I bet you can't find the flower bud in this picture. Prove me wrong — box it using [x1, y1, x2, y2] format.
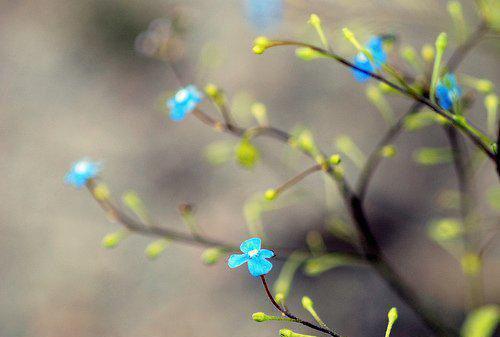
[388, 307, 398, 322]
[421, 44, 435, 62]
[145, 238, 170, 260]
[329, 154, 342, 165]
[201, 247, 223, 265]
[435, 33, 448, 54]
[264, 189, 277, 201]
[301, 296, 314, 310]
[252, 312, 269, 322]
[93, 183, 110, 201]
[101, 230, 126, 249]
[295, 47, 323, 61]
[380, 145, 396, 158]
[253, 36, 272, 54]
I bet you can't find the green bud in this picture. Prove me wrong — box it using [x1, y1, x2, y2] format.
[308, 14, 321, 27]
[476, 80, 494, 93]
[413, 147, 453, 165]
[380, 145, 396, 158]
[461, 253, 482, 276]
[275, 292, 285, 304]
[428, 218, 463, 242]
[385, 307, 398, 337]
[92, 183, 110, 201]
[201, 247, 223, 265]
[253, 36, 272, 54]
[280, 329, 317, 337]
[329, 154, 342, 165]
[235, 139, 260, 168]
[342, 28, 361, 50]
[251, 102, 269, 126]
[295, 47, 323, 61]
[435, 32, 448, 54]
[122, 191, 150, 223]
[388, 307, 398, 322]
[204, 83, 219, 98]
[485, 94, 498, 135]
[252, 312, 269, 322]
[145, 238, 170, 260]
[204, 141, 233, 166]
[264, 189, 278, 201]
[101, 230, 126, 249]
[301, 296, 314, 310]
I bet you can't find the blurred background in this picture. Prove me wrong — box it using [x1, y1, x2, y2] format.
[1, 1, 499, 337]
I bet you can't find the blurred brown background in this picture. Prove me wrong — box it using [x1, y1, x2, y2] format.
[1, 1, 499, 337]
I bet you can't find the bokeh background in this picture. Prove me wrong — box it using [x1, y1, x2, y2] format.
[1, 1, 499, 337]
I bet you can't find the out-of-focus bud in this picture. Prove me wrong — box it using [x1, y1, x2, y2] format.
[93, 183, 110, 201]
[251, 102, 269, 126]
[380, 145, 396, 158]
[101, 230, 126, 249]
[329, 154, 342, 165]
[201, 247, 223, 265]
[253, 36, 272, 54]
[421, 44, 435, 62]
[264, 189, 277, 201]
[295, 47, 323, 61]
[145, 238, 170, 260]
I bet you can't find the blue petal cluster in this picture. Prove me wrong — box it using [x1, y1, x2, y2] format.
[228, 237, 274, 277]
[167, 85, 203, 121]
[352, 36, 387, 82]
[245, 0, 283, 32]
[436, 73, 462, 110]
[65, 159, 100, 188]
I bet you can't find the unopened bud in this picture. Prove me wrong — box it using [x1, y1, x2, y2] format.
[264, 189, 277, 201]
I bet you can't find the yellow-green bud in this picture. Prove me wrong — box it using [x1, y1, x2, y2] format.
[204, 83, 219, 98]
[251, 102, 268, 126]
[401, 45, 417, 62]
[461, 253, 482, 276]
[275, 292, 285, 304]
[476, 80, 494, 94]
[388, 307, 398, 322]
[301, 296, 314, 309]
[280, 329, 294, 337]
[447, 1, 463, 18]
[308, 14, 321, 27]
[102, 231, 126, 249]
[295, 47, 322, 61]
[485, 94, 498, 112]
[421, 44, 435, 62]
[329, 154, 342, 165]
[342, 28, 362, 51]
[252, 312, 269, 322]
[253, 36, 272, 54]
[93, 183, 110, 201]
[280, 329, 316, 337]
[435, 32, 448, 54]
[201, 247, 223, 265]
[380, 145, 396, 158]
[145, 238, 170, 260]
[264, 189, 277, 201]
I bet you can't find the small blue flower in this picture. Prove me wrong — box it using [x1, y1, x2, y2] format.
[244, 0, 283, 32]
[352, 36, 387, 83]
[436, 73, 462, 111]
[65, 159, 100, 188]
[228, 237, 274, 277]
[167, 85, 203, 121]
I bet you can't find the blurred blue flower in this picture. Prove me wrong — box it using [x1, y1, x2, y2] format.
[436, 73, 462, 110]
[167, 85, 203, 121]
[245, 0, 283, 32]
[352, 36, 387, 82]
[228, 237, 274, 277]
[65, 159, 100, 188]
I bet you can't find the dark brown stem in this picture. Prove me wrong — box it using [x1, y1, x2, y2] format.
[260, 276, 344, 337]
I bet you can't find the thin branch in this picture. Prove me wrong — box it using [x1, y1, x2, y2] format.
[260, 275, 344, 337]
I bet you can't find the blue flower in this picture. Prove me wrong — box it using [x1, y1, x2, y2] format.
[245, 0, 283, 32]
[65, 159, 100, 188]
[167, 85, 203, 121]
[352, 36, 387, 83]
[436, 73, 462, 110]
[228, 237, 274, 277]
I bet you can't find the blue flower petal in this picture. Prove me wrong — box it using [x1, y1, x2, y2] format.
[240, 237, 261, 253]
[247, 256, 273, 277]
[65, 159, 100, 188]
[228, 253, 249, 268]
[352, 53, 373, 82]
[258, 249, 274, 259]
